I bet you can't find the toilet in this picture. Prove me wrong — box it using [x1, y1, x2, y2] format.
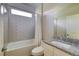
[32, 46, 44, 56]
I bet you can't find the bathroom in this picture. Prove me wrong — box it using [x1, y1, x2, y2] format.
[0, 3, 79, 56]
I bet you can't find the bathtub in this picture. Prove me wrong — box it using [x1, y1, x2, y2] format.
[5, 39, 36, 56]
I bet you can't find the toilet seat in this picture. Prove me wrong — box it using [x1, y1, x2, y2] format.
[32, 46, 44, 56]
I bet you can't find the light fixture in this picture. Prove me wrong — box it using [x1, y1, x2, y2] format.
[1, 5, 7, 15]
[11, 9, 32, 17]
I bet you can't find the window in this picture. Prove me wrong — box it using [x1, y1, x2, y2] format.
[11, 9, 32, 17]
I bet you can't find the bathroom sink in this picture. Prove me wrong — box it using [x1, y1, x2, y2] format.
[51, 41, 71, 49]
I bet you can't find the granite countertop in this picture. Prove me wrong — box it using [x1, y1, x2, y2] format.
[43, 39, 79, 56]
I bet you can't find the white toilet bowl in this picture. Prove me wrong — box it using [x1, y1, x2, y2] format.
[32, 46, 44, 56]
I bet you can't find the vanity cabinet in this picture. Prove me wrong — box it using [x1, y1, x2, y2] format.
[42, 42, 71, 56]
[0, 52, 3, 56]
[54, 47, 71, 56]
[42, 41, 54, 56]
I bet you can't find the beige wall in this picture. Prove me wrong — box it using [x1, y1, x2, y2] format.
[42, 15, 49, 40]
[42, 14, 55, 41]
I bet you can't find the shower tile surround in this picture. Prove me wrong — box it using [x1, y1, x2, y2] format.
[1, 3, 36, 56]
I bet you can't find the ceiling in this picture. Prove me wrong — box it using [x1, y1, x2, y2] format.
[7, 3, 79, 16]
[23, 3, 42, 9]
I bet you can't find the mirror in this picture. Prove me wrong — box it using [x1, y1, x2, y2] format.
[42, 3, 79, 44]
